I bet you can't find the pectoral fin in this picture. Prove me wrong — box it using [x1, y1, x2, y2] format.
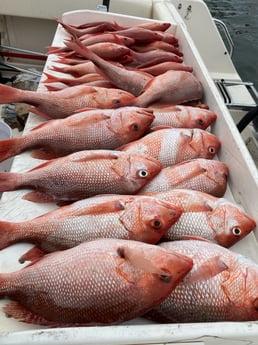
[184, 255, 228, 285]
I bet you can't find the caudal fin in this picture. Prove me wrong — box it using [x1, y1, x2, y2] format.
[0, 137, 24, 162]
[47, 46, 69, 54]
[0, 172, 20, 192]
[64, 37, 97, 62]
[0, 84, 24, 104]
[43, 72, 60, 84]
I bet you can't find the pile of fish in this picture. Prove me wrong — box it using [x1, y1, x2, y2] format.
[0, 16, 257, 328]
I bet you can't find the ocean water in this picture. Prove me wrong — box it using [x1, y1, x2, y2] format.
[204, 0, 258, 90]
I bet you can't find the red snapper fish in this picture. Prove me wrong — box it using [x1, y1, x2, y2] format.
[141, 158, 228, 197]
[0, 83, 135, 119]
[56, 18, 119, 37]
[140, 189, 248, 214]
[139, 61, 193, 76]
[0, 150, 162, 202]
[47, 34, 135, 54]
[50, 60, 98, 77]
[65, 38, 153, 96]
[133, 70, 203, 107]
[0, 195, 182, 257]
[118, 128, 221, 168]
[66, 42, 130, 60]
[43, 72, 105, 87]
[0, 107, 154, 162]
[129, 49, 183, 65]
[0, 239, 193, 326]
[146, 240, 258, 322]
[131, 41, 183, 56]
[106, 27, 165, 43]
[151, 105, 217, 130]
[163, 203, 256, 247]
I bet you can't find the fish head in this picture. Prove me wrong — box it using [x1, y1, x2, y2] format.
[112, 153, 162, 193]
[221, 255, 258, 321]
[108, 89, 136, 108]
[119, 196, 182, 243]
[175, 129, 219, 163]
[210, 204, 256, 247]
[190, 129, 221, 159]
[198, 159, 229, 197]
[116, 241, 193, 306]
[109, 107, 154, 141]
[187, 108, 217, 130]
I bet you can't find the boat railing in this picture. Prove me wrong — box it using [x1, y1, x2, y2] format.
[213, 17, 234, 57]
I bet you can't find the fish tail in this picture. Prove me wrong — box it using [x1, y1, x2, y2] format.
[0, 172, 21, 192]
[0, 84, 25, 104]
[0, 137, 25, 162]
[44, 85, 64, 92]
[43, 72, 59, 84]
[65, 37, 96, 62]
[49, 65, 67, 73]
[55, 17, 79, 37]
[46, 46, 68, 54]
[0, 221, 20, 250]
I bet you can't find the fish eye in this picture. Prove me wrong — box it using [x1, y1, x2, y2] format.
[198, 119, 205, 126]
[138, 169, 148, 178]
[159, 269, 172, 283]
[254, 298, 258, 311]
[113, 99, 121, 107]
[232, 227, 242, 236]
[150, 219, 162, 230]
[209, 147, 216, 154]
[132, 123, 139, 131]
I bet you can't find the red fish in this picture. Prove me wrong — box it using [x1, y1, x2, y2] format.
[43, 72, 104, 86]
[138, 61, 193, 76]
[50, 60, 98, 77]
[140, 189, 241, 213]
[0, 239, 193, 326]
[130, 49, 183, 65]
[107, 27, 164, 43]
[146, 240, 258, 322]
[150, 105, 217, 130]
[133, 70, 203, 107]
[70, 42, 130, 60]
[119, 128, 221, 168]
[163, 203, 256, 247]
[141, 158, 228, 197]
[131, 41, 183, 56]
[0, 195, 182, 255]
[47, 34, 135, 54]
[0, 83, 135, 118]
[56, 18, 118, 37]
[0, 107, 154, 161]
[0, 150, 162, 202]
[65, 38, 153, 96]
[120, 21, 171, 32]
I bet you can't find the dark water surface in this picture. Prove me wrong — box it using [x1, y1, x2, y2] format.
[204, 0, 258, 90]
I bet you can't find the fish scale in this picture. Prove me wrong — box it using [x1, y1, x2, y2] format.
[163, 202, 256, 247]
[0, 150, 162, 202]
[166, 212, 217, 241]
[119, 128, 220, 168]
[0, 239, 193, 326]
[0, 194, 181, 254]
[0, 107, 154, 162]
[145, 240, 258, 322]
